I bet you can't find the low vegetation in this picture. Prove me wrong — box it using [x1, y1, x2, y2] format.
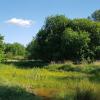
[0, 61, 100, 100]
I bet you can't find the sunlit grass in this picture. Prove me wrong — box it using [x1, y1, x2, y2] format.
[0, 63, 100, 100]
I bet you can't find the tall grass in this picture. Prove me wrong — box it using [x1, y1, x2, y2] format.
[0, 62, 100, 100]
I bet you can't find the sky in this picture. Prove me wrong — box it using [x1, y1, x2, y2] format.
[0, 0, 100, 46]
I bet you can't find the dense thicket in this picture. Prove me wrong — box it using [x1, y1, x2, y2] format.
[27, 14, 100, 62]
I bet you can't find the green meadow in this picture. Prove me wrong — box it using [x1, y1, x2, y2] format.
[0, 1, 100, 100]
[0, 61, 100, 100]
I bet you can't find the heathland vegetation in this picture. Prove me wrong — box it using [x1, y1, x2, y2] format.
[0, 10, 100, 100]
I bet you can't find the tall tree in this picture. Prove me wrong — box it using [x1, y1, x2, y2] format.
[27, 14, 100, 62]
[27, 15, 69, 61]
[89, 10, 100, 21]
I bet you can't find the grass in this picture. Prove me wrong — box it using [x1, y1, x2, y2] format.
[0, 61, 100, 100]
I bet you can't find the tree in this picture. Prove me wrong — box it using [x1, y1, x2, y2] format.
[0, 34, 4, 62]
[88, 10, 100, 22]
[69, 18, 100, 56]
[27, 15, 100, 63]
[91, 10, 100, 21]
[62, 28, 90, 61]
[27, 15, 70, 61]
[26, 39, 39, 59]
[5, 43, 26, 59]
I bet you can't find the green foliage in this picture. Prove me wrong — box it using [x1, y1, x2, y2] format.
[0, 34, 4, 62]
[27, 15, 70, 61]
[69, 19, 100, 47]
[90, 9, 100, 21]
[27, 14, 100, 62]
[45, 15, 69, 33]
[95, 46, 100, 59]
[5, 43, 26, 59]
[62, 28, 90, 61]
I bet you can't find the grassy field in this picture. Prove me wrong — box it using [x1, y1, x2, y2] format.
[0, 61, 100, 100]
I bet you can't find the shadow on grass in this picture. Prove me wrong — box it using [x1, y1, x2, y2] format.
[83, 67, 100, 83]
[0, 85, 42, 100]
[3, 60, 49, 68]
[58, 64, 100, 75]
[74, 87, 98, 100]
[88, 74, 100, 83]
[58, 64, 81, 72]
[0, 86, 69, 100]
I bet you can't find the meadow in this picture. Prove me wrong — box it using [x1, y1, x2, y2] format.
[0, 61, 100, 100]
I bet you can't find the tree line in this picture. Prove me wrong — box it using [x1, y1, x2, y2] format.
[0, 40, 26, 62]
[0, 10, 100, 63]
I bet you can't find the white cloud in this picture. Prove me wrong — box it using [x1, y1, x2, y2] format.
[6, 18, 34, 27]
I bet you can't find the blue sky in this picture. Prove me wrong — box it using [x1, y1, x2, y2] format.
[0, 0, 100, 46]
